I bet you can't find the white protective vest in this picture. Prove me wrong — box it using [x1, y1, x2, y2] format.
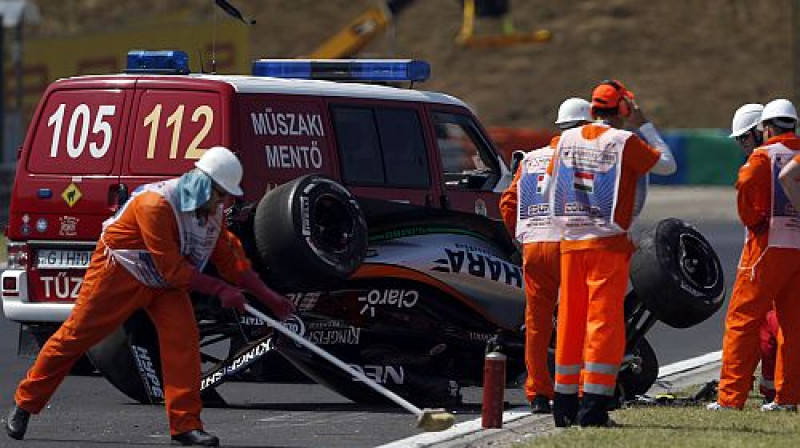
[101, 178, 223, 287]
[516, 145, 561, 243]
[764, 143, 800, 249]
[550, 125, 647, 240]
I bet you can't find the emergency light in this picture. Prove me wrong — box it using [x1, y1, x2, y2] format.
[251, 59, 431, 82]
[126, 50, 190, 75]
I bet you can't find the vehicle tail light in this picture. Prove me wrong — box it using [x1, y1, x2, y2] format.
[2, 276, 16, 294]
[6, 241, 31, 269]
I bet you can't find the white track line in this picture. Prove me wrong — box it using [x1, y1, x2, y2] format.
[377, 350, 722, 448]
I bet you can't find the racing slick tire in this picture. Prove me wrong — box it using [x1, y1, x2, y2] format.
[630, 218, 725, 329]
[87, 311, 164, 405]
[87, 309, 252, 406]
[254, 175, 368, 291]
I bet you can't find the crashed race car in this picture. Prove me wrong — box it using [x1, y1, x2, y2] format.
[89, 183, 725, 408]
[0, 52, 725, 408]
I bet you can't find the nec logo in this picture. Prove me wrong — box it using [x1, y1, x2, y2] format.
[348, 364, 405, 385]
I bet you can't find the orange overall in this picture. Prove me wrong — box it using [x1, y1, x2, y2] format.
[14, 191, 251, 435]
[717, 133, 800, 408]
[500, 137, 560, 402]
[759, 310, 779, 402]
[547, 124, 659, 419]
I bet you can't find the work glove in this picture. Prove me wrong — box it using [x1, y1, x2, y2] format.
[190, 269, 246, 312]
[238, 269, 295, 321]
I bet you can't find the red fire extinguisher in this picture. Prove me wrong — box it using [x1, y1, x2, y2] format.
[482, 350, 506, 429]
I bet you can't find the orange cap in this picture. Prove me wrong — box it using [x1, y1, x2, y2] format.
[591, 79, 635, 116]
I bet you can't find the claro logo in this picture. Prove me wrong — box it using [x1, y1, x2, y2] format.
[357, 289, 419, 317]
[131, 345, 164, 400]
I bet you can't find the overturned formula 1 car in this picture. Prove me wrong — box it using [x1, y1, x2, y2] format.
[87, 175, 726, 408]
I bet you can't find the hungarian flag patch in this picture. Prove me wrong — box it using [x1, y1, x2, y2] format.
[573, 171, 595, 193]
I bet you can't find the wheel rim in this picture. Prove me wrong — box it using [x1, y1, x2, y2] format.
[678, 232, 720, 294]
[311, 193, 354, 255]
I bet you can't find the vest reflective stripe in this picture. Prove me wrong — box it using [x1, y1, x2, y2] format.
[554, 383, 579, 394]
[765, 144, 800, 249]
[550, 125, 636, 240]
[584, 362, 619, 376]
[517, 146, 561, 242]
[101, 178, 223, 287]
[554, 364, 582, 376]
[583, 382, 616, 396]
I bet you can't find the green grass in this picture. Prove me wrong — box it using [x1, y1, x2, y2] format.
[0, 232, 6, 264]
[524, 406, 800, 448]
[520, 395, 800, 448]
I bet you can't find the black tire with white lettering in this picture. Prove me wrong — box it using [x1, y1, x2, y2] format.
[630, 218, 725, 329]
[87, 311, 163, 405]
[87, 304, 290, 406]
[254, 175, 368, 291]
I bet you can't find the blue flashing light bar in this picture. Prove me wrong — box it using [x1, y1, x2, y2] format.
[251, 59, 431, 82]
[126, 50, 190, 75]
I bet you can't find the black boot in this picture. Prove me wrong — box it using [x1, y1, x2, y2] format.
[5, 404, 31, 440]
[577, 392, 613, 427]
[530, 395, 552, 414]
[552, 393, 579, 427]
[171, 429, 219, 446]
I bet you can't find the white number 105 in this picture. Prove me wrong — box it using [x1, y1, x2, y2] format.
[48, 103, 116, 159]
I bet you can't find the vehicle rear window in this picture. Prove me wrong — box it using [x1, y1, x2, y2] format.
[332, 105, 430, 188]
[27, 89, 126, 174]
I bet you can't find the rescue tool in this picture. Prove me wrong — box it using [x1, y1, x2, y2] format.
[243, 304, 456, 432]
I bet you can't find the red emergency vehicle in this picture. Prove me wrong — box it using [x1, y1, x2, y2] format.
[1, 51, 513, 361]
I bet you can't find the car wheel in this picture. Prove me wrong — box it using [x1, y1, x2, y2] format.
[254, 175, 368, 291]
[630, 218, 725, 329]
[88, 307, 269, 405]
[87, 311, 163, 404]
[617, 337, 659, 400]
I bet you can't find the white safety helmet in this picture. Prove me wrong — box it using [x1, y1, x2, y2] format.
[555, 97, 592, 129]
[729, 103, 763, 138]
[760, 99, 798, 128]
[195, 146, 244, 197]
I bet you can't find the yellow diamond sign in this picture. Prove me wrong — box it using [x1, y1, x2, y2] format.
[62, 183, 82, 207]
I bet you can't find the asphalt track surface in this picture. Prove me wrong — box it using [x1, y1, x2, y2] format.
[0, 186, 742, 447]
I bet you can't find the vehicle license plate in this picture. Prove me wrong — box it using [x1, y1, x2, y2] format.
[36, 249, 92, 269]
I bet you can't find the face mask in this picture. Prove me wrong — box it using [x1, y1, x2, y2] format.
[177, 169, 212, 212]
